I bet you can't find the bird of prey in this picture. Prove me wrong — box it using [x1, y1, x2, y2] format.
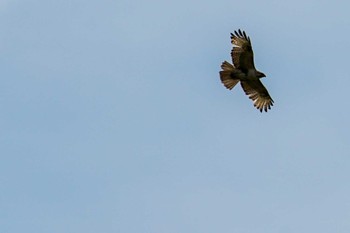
[219, 29, 273, 112]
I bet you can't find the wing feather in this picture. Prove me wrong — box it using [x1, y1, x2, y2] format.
[240, 80, 274, 112]
[230, 30, 255, 73]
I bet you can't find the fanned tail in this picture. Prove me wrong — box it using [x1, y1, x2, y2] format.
[219, 61, 240, 90]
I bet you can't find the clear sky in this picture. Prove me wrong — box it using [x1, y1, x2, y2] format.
[1, 0, 350, 232]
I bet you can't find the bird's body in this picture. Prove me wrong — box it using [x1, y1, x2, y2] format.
[220, 29, 273, 112]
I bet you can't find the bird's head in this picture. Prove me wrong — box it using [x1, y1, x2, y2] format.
[257, 71, 266, 78]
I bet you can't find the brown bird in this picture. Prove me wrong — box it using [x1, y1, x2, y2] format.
[220, 29, 273, 112]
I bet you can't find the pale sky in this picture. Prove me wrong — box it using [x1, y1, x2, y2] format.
[1, 0, 350, 232]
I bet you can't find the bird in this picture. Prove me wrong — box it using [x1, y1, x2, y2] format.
[219, 29, 274, 112]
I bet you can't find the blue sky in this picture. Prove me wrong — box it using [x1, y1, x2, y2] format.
[1, 0, 350, 232]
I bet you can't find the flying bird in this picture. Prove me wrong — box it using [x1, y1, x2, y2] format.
[220, 29, 273, 112]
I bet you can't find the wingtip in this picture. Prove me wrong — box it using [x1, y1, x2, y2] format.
[232, 29, 250, 41]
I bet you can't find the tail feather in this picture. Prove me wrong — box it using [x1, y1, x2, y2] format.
[219, 61, 239, 90]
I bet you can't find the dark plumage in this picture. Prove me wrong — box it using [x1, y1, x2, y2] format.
[219, 29, 274, 112]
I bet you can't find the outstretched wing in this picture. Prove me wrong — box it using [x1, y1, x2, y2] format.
[230, 29, 255, 73]
[240, 79, 274, 112]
